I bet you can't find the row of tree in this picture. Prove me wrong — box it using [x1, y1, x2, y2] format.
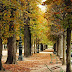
[43, 0, 72, 72]
[0, 0, 50, 71]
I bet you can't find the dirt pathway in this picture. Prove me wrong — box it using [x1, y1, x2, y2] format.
[1, 49, 68, 72]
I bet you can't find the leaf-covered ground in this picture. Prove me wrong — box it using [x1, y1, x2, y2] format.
[1, 49, 66, 72]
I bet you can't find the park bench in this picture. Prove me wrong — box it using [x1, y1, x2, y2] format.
[45, 64, 65, 72]
[50, 54, 58, 64]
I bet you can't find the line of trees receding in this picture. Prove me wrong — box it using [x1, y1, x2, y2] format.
[0, 0, 50, 71]
[43, 0, 72, 72]
[0, 0, 72, 72]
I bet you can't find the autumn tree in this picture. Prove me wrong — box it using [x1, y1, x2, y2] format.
[64, 0, 72, 71]
[0, 0, 22, 64]
[0, 1, 6, 70]
[43, 0, 72, 71]
[0, 27, 4, 70]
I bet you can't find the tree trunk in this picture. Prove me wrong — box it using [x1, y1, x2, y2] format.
[56, 41, 57, 52]
[37, 42, 39, 53]
[57, 38, 59, 56]
[44, 45, 47, 49]
[66, 28, 71, 72]
[24, 25, 31, 57]
[0, 38, 3, 70]
[36, 38, 37, 53]
[24, 0, 31, 57]
[44, 44, 45, 50]
[53, 43, 56, 52]
[5, 8, 17, 64]
[40, 43, 43, 51]
[64, 0, 72, 71]
[34, 40, 35, 54]
[0, 2, 5, 70]
[5, 35, 16, 64]
[60, 34, 63, 60]
[62, 32, 66, 65]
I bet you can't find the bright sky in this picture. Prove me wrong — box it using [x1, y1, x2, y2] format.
[38, 0, 46, 13]
[42, 0, 46, 2]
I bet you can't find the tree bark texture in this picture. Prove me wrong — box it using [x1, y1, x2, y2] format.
[24, 0, 31, 57]
[60, 34, 63, 59]
[24, 25, 31, 57]
[56, 42, 57, 52]
[5, 35, 16, 64]
[66, 28, 71, 72]
[62, 32, 66, 65]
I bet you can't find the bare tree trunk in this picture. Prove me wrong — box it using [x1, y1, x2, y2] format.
[66, 28, 71, 72]
[24, 25, 31, 57]
[62, 32, 66, 65]
[5, 35, 17, 64]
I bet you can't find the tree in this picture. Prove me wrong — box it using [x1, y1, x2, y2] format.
[64, 0, 72, 71]
[0, 33, 5, 70]
[5, 8, 17, 64]
[24, 24, 31, 57]
[63, 31, 66, 65]
[43, 0, 72, 71]
[0, 0, 21, 64]
[23, 0, 31, 57]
